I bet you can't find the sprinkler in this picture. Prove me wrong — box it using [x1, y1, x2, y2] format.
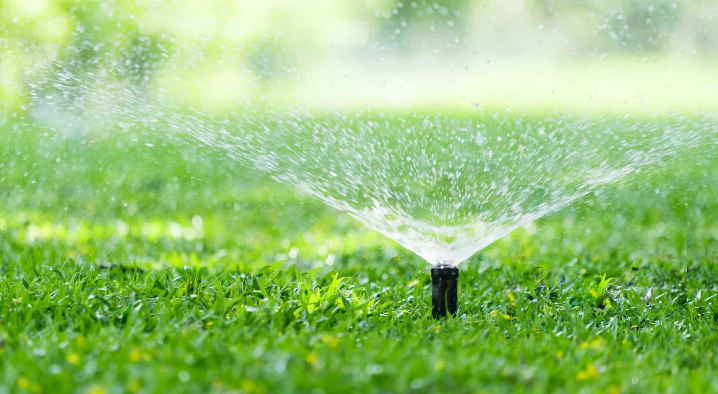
[431, 264, 459, 319]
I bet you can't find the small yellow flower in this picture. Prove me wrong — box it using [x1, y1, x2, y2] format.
[242, 380, 257, 394]
[130, 349, 142, 362]
[87, 385, 107, 394]
[576, 364, 600, 380]
[556, 351, 564, 359]
[305, 352, 319, 366]
[434, 359, 445, 371]
[321, 334, 340, 349]
[17, 376, 29, 390]
[490, 310, 512, 321]
[589, 338, 604, 350]
[66, 352, 81, 365]
[127, 380, 141, 393]
[608, 385, 623, 394]
[580, 342, 589, 349]
[590, 289, 598, 298]
[242, 379, 266, 394]
[622, 339, 628, 345]
[508, 292, 516, 302]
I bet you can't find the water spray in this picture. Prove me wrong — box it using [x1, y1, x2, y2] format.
[431, 264, 459, 319]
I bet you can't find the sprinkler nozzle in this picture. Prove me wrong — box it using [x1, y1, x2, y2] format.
[431, 265, 459, 319]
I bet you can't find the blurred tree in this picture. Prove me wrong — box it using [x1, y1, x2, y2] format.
[604, 0, 681, 51]
[115, 34, 175, 88]
[241, 37, 298, 86]
[1, 0, 715, 113]
[533, 0, 683, 52]
[377, 0, 471, 54]
[1, 0, 172, 113]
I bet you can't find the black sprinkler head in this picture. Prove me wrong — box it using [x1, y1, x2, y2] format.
[431, 265, 459, 319]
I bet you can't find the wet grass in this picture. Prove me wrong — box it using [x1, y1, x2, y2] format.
[1, 116, 718, 393]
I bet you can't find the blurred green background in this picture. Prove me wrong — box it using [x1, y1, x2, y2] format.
[3, 0, 718, 115]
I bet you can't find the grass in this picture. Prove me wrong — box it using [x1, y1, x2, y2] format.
[1, 112, 718, 393]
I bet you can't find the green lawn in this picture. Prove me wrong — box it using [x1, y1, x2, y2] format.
[1, 113, 718, 394]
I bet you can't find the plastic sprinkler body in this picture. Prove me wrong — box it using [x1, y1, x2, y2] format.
[431, 264, 459, 319]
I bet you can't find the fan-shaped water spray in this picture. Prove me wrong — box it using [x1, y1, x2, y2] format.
[183, 112, 718, 267]
[13, 62, 718, 268]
